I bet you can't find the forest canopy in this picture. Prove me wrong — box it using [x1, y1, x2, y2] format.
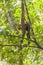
[0, 0, 43, 65]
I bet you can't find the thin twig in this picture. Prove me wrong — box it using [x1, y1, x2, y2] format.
[0, 44, 19, 47]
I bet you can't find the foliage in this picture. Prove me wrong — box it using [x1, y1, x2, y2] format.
[0, 0, 43, 65]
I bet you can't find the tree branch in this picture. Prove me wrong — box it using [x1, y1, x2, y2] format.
[0, 44, 43, 50]
[7, 11, 17, 30]
[0, 34, 43, 49]
[24, 0, 42, 49]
